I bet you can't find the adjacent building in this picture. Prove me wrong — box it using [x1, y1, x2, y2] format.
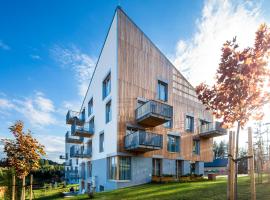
[62, 7, 226, 192]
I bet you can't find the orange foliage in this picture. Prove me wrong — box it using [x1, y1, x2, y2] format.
[196, 24, 270, 128]
[2, 121, 46, 179]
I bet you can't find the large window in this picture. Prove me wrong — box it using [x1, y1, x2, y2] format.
[108, 156, 131, 180]
[105, 100, 112, 123]
[88, 98, 93, 116]
[193, 140, 200, 155]
[185, 115, 194, 132]
[167, 135, 180, 152]
[103, 72, 111, 99]
[158, 80, 168, 102]
[87, 161, 92, 178]
[99, 133, 104, 152]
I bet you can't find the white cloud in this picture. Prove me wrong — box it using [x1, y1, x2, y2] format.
[51, 45, 96, 97]
[0, 92, 57, 128]
[30, 54, 41, 60]
[0, 40, 10, 50]
[0, 98, 15, 109]
[172, 0, 266, 87]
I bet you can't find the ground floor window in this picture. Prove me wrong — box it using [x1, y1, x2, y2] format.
[108, 156, 131, 180]
[152, 158, 162, 176]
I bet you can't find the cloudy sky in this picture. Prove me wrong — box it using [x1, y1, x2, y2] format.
[0, 0, 270, 161]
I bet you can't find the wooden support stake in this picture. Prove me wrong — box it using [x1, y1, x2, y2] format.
[30, 174, 33, 200]
[12, 175, 15, 200]
[227, 131, 235, 200]
[21, 176, 25, 200]
[248, 127, 256, 200]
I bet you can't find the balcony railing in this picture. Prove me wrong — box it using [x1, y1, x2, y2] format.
[71, 122, 94, 138]
[65, 131, 84, 144]
[124, 130, 163, 151]
[66, 170, 80, 179]
[59, 155, 66, 160]
[199, 122, 227, 138]
[135, 100, 173, 127]
[70, 147, 92, 158]
[64, 162, 71, 166]
[66, 110, 85, 125]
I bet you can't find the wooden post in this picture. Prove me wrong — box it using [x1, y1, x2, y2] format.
[227, 131, 235, 200]
[21, 176, 25, 200]
[248, 127, 256, 200]
[30, 174, 33, 200]
[12, 175, 15, 200]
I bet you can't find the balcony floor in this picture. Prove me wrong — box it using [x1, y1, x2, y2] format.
[200, 130, 227, 139]
[137, 113, 171, 127]
[72, 130, 93, 138]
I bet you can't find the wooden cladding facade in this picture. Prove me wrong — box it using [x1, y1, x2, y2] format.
[117, 9, 213, 162]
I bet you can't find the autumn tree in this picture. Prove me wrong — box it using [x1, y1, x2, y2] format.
[2, 121, 46, 200]
[196, 24, 270, 199]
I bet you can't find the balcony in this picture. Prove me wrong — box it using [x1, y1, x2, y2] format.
[199, 122, 227, 138]
[71, 122, 94, 138]
[70, 146, 92, 159]
[64, 162, 71, 166]
[135, 100, 173, 127]
[66, 170, 80, 179]
[66, 110, 85, 126]
[59, 155, 66, 160]
[124, 130, 163, 152]
[65, 131, 84, 144]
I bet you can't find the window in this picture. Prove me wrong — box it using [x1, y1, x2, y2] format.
[99, 133, 104, 152]
[88, 98, 93, 116]
[185, 115, 194, 132]
[87, 161, 92, 178]
[103, 73, 111, 99]
[89, 117, 95, 132]
[105, 100, 112, 123]
[158, 80, 168, 102]
[81, 108, 85, 121]
[152, 158, 162, 176]
[176, 160, 183, 178]
[163, 120, 172, 128]
[193, 140, 200, 155]
[167, 135, 180, 152]
[76, 158, 78, 165]
[108, 156, 131, 180]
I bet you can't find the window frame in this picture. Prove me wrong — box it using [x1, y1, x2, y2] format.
[107, 156, 131, 181]
[185, 115, 194, 132]
[99, 132, 104, 153]
[157, 80, 168, 102]
[102, 72, 111, 100]
[88, 98, 93, 117]
[167, 135, 180, 153]
[105, 100, 112, 123]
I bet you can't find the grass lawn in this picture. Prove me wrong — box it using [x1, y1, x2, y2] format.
[28, 176, 270, 200]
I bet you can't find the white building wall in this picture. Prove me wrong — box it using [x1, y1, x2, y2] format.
[80, 12, 118, 161]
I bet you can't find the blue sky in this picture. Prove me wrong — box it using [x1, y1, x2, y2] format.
[0, 0, 270, 161]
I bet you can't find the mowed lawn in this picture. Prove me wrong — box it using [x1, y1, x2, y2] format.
[31, 176, 270, 200]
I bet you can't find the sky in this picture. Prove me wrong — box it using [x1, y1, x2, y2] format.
[0, 0, 270, 162]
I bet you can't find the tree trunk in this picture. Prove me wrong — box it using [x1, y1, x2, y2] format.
[227, 131, 235, 200]
[248, 127, 256, 200]
[12, 175, 15, 200]
[30, 174, 33, 200]
[234, 121, 240, 200]
[21, 176, 25, 200]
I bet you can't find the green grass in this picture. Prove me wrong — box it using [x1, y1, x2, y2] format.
[27, 176, 270, 200]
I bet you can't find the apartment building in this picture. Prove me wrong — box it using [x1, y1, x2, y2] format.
[62, 7, 226, 192]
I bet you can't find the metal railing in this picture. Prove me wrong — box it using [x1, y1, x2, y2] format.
[71, 122, 94, 136]
[199, 121, 226, 134]
[66, 170, 80, 179]
[70, 146, 92, 158]
[65, 131, 84, 143]
[135, 100, 173, 121]
[66, 110, 85, 124]
[124, 130, 163, 150]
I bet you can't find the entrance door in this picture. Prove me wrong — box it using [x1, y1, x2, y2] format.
[176, 160, 182, 178]
[152, 158, 162, 176]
